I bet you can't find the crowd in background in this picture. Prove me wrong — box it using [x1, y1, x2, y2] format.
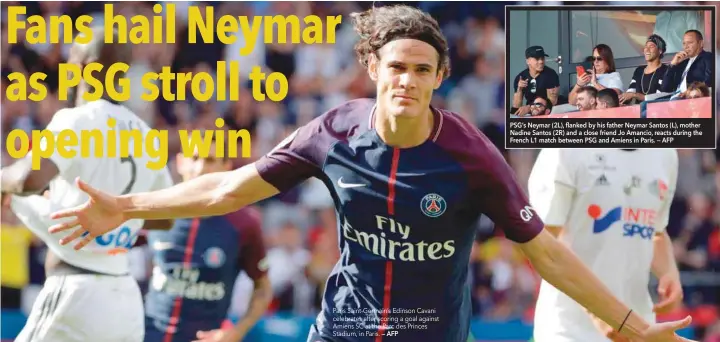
[0, 1, 718, 341]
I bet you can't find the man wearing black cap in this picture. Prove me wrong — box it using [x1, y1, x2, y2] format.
[619, 34, 670, 104]
[512, 46, 560, 116]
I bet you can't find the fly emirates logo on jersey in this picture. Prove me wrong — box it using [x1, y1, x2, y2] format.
[151, 266, 225, 301]
[341, 215, 456, 261]
[588, 204, 657, 240]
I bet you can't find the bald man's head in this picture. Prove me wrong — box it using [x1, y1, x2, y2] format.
[66, 27, 133, 107]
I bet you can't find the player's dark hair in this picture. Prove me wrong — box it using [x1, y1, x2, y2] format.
[535, 95, 553, 113]
[597, 88, 619, 108]
[350, 5, 450, 79]
[593, 44, 616, 73]
[647, 34, 667, 58]
[685, 29, 704, 41]
[579, 86, 598, 99]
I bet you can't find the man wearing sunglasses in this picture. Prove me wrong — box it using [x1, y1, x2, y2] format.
[527, 96, 553, 117]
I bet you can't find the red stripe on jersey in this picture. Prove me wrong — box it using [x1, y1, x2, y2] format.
[377, 148, 400, 341]
[163, 218, 200, 342]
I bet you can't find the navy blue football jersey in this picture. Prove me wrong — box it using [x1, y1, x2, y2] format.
[255, 99, 544, 342]
[143, 207, 266, 342]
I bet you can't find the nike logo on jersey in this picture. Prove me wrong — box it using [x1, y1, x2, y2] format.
[337, 177, 366, 188]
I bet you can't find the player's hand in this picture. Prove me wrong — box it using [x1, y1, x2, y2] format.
[589, 67, 598, 87]
[518, 77, 528, 89]
[193, 328, 243, 342]
[653, 273, 684, 314]
[671, 52, 688, 66]
[640, 315, 696, 341]
[588, 314, 630, 342]
[577, 73, 591, 86]
[514, 105, 531, 116]
[47, 178, 127, 250]
[619, 92, 636, 104]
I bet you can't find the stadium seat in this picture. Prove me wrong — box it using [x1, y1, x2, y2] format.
[550, 103, 578, 114]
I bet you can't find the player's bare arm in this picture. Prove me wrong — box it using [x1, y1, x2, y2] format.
[651, 150, 682, 314]
[139, 168, 177, 231]
[535, 201, 619, 339]
[545, 224, 562, 237]
[232, 276, 272, 339]
[651, 231, 683, 313]
[120, 162, 279, 219]
[512, 87, 524, 108]
[568, 79, 587, 105]
[49, 162, 279, 250]
[1, 154, 173, 231]
[652, 231, 681, 281]
[1, 157, 59, 196]
[518, 229, 693, 341]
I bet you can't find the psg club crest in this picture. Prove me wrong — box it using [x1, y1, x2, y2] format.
[648, 179, 668, 200]
[203, 247, 226, 268]
[420, 193, 447, 218]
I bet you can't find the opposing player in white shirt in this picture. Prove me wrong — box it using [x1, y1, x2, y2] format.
[528, 148, 684, 342]
[1, 28, 174, 342]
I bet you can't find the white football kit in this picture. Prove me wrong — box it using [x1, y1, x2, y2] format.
[11, 99, 174, 342]
[528, 149, 678, 342]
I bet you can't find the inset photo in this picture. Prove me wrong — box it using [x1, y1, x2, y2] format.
[506, 5, 716, 149]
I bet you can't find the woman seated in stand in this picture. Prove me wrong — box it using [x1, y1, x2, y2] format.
[568, 44, 624, 106]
